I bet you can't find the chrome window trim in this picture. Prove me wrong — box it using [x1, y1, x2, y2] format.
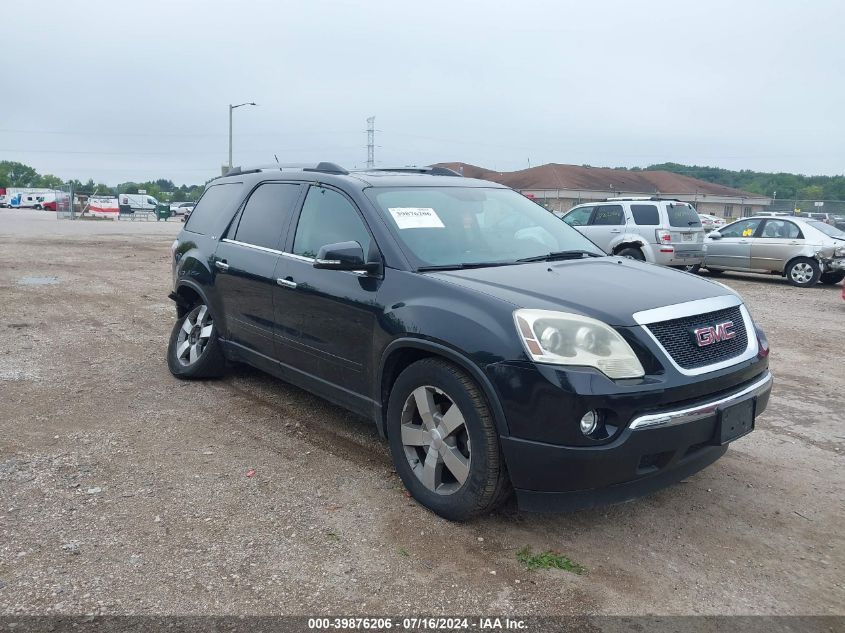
[280, 251, 315, 263]
[633, 294, 759, 376]
[220, 238, 282, 255]
[630, 371, 772, 430]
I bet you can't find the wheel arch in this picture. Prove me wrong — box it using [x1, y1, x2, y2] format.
[377, 338, 510, 440]
[169, 279, 211, 318]
[612, 240, 650, 259]
[782, 253, 819, 279]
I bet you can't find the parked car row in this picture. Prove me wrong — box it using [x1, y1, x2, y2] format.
[559, 199, 845, 288]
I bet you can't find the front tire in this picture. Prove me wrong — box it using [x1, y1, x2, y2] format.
[167, 302, 227, 378]
[819, 271, 845, 285]
[785, 258, 821, 287]
[387, 358, 511, 521]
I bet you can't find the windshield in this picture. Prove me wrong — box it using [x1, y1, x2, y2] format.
[807, 220, 845, 238]
[365, 186, 605, 267]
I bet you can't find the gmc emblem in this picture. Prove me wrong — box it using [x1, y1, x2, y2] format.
[693, 321, 737, 347]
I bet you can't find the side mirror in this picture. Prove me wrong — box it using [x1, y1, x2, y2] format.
[313, 241, 380, 274]
[708, 232, 722, 240]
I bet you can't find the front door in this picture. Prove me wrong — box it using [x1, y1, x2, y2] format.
[213, 182, 301, 354]
[273, 185, 382, 397]
[705, 218, 762, 270]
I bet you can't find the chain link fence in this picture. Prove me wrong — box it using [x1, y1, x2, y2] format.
[55, 184, 74, 219]
[768, 199, 845, 217]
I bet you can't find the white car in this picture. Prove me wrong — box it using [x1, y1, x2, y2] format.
[169, 201, 195, 216]
[698, 213, 725, 232]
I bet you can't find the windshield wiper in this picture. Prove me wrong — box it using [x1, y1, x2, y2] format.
[516, 250, 603, 263]
[417, 261, 517, 272]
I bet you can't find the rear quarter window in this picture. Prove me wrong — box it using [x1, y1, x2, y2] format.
[631, 204, 659, 225]
[185, 183, 243, 235]
[667, 203, 701, 228]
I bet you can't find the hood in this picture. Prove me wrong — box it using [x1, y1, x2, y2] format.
[425, 258, 733, 326]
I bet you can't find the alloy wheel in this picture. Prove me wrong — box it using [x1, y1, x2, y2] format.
[400, 385, 471, 495]
[175, 304, 213, 367]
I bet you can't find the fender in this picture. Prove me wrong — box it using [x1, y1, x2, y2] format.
[377, 337, 511, 439]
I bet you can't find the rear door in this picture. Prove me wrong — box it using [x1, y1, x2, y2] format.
[213, 182, 302, 355]
[705, 218, 763, 270]
[750, 218, 803, 272]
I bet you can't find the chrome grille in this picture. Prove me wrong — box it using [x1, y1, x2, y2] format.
[645, 305, 748, 370]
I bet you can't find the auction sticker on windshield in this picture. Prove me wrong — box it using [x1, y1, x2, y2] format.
[388, 207, 445, 229]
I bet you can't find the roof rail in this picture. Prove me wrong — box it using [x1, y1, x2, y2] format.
[356, 166, 462, 177]
[604, 196, 685, 203]
[225, 162, 348, 177]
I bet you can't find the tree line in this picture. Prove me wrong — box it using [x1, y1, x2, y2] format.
[625, 162, 845, 201]
[0, 161, 206, 202]
[4, 158, 845, 203]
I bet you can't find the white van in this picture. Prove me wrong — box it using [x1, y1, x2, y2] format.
[119, 193, 159, 212]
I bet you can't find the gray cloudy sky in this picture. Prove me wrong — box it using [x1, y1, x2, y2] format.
[3, 0, 843, 185]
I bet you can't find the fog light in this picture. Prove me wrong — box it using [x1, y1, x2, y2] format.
[580, 410, 599, 436]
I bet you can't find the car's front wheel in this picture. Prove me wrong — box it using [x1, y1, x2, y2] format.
[785, 257, 821, 287]
[167, 302, 227, 378]
[387, 358, 511, 521]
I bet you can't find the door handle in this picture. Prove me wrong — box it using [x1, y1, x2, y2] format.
[215, 260, 229, 271]
[610, 229, 622, 233]
[276, 277, 297, 289]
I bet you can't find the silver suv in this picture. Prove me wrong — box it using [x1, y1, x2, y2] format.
[561, 197, 705, 271]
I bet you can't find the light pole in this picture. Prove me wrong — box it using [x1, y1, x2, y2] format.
[228, 102, 256, 171]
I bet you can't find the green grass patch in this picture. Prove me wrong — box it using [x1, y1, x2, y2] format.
[517, 546, 585, 574]
[397, 547, 410, 557]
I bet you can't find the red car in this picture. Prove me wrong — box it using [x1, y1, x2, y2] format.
[41, 200, 57, 211]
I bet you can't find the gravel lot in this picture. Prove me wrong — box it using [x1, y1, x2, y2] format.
[1, 209, 843, 616]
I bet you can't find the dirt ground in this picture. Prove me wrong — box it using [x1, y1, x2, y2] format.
[1, 209, 843, 616]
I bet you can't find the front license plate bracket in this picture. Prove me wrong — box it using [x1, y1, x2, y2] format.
[715, 399, 755, 445]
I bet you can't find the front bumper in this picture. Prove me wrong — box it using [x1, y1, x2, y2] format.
[825, 257, 845, 272]
[499, 370, 772, 512]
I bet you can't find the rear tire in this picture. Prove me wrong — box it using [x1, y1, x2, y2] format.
[617, 246, 645, 261]
[819, 271, 845, 285]
[387, 358, 511, 521]
[167, 301, 227, 379]
[674, 264, 701, 274]
[785, 257, 821, 287]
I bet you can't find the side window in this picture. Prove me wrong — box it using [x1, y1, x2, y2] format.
[630, 204, 660, 225]
[563, 206, 592, 226]
[591, 205, 624, 225]
[293, 187, 372, 258]
[719, 218, 762, 238]
[233, 183, 300, 250]
[760, 220, 802, 239]
[185, 183, 243, 235]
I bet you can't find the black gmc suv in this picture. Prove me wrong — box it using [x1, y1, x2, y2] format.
[167, 162, 773, 521]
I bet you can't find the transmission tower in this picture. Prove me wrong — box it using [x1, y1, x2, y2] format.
[366, 116, 375, 168]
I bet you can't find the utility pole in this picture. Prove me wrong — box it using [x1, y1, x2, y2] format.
[228, 102, 257, 171]
[366, 116, 375, 168]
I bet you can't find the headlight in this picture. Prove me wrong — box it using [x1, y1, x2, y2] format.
[513, 309, 645, 379]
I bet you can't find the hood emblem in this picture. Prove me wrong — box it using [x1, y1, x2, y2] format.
[693, 321, 737, 347]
